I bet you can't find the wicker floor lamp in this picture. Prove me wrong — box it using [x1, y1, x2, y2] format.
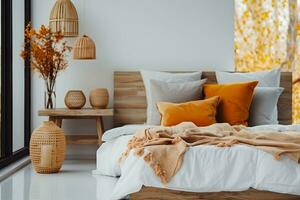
[30, 121, 66, 173]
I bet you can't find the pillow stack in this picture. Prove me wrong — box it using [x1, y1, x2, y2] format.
[216, 68, 283, 126]
[141, 68, 283, 127]
[141, 70, 206, 125]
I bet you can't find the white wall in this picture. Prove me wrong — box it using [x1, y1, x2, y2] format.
[32, 0, 234, 158]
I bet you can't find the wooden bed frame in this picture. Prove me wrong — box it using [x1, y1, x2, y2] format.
[114, 71, 297, 200]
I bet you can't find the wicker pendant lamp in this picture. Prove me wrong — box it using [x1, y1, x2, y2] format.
[49, 0, 79, 37]
[73, 35, 96, 60]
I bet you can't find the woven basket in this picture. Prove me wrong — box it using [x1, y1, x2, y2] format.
[89, 88, 109, 109]
[30, 121, 66, 173]
[64, 90, 86, 109]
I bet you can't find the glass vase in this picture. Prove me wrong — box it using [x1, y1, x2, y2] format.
[44, 81, 56, 109]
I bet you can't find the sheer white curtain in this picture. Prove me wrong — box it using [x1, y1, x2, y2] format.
[234, 0, 300, 122]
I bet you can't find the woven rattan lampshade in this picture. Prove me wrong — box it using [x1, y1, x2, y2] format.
[49, 0, 79, 37]
[73, 35, 96, 60]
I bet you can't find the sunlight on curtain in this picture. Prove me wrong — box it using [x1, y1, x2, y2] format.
[234, 0, 300, 123]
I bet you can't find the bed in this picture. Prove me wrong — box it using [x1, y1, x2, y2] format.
[95, 71, 300, 200]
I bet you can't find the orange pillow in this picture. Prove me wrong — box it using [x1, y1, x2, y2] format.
[156, 96, 220, 127]
[203, 81, 258, 126]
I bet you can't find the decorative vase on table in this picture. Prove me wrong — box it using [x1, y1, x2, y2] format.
[30, 121, 66, 174]
[20, 24, 71, 110]
[44, 80, 56, 109]
[64, 90, 86, 109]
[89, 88, 109, 109]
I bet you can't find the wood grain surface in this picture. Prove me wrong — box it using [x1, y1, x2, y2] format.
[130, 187, 300, 200]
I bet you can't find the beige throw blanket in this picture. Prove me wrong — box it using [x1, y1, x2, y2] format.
[119, 122, 300, 184]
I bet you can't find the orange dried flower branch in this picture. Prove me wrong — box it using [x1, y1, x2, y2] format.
[21, 24, 71, 80]
[21, 24, 72, 108]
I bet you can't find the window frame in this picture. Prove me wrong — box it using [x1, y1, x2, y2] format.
[0, 0, 31, 169]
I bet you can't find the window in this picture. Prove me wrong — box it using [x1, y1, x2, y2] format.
[0, 0, 31, 169]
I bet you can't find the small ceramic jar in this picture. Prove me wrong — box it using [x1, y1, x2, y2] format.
[89, 88, 109, 109]
[64, 90, 86, 109]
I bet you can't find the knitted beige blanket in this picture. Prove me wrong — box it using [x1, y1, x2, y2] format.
[119, 122, 300, 184]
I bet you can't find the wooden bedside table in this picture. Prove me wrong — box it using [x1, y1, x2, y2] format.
[38, 108, 114, 145]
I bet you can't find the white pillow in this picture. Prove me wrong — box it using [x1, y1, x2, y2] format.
[141, 70, 202, 125]
[216, 68, 281, 87]
[249, 87, 284, 126]
[149, 79, 207, 125]
[216, 68, 282, 125]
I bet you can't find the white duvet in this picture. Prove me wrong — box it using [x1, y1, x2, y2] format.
[93, 124, 300, 200]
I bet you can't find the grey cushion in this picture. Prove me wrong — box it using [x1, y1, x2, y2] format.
[141, 70, 202, 125]
[249, 87, 284, 126]
[216, 68, 281, 87]
[148, 79, 206, 125]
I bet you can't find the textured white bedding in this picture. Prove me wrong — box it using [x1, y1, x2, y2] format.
[93, 124, 300, 199]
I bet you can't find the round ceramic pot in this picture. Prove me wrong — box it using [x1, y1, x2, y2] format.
[89, 88, 109, 109]
[64, 90, 86, 109]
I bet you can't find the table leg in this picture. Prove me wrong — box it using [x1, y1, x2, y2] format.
[49, 116, 56, 123]
[96, 117, 104, 143]
[56, 118, 63, 128]
[49, 117, 62, 128]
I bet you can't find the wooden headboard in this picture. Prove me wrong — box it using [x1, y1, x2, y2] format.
[114, 71, 292, 127]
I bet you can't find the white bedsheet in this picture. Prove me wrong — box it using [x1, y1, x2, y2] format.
[93, 124, 300, 199]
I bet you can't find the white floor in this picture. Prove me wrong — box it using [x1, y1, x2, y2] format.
[0, 160, 121, 200]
